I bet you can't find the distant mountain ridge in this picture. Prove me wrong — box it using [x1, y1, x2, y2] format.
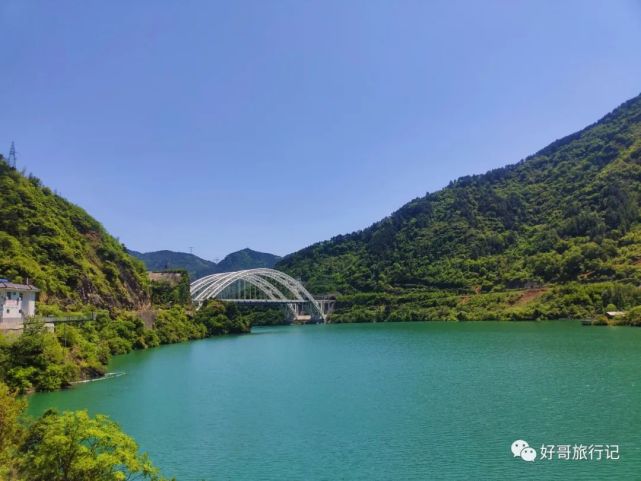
[129, 248, 281, 279]
[214, 248, 282, 273]
[127, 250, 217, 279]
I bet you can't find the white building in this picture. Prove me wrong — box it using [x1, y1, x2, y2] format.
[0, 280, 39, 330]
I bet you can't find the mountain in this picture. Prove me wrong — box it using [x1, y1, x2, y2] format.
[215, 248, 281, 273]
[277, 93, 641, 321]
[0, 159, 149, 308]
[127, 250, 217, 279]
[130, 248, 281, 279]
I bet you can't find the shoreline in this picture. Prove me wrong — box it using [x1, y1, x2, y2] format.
[24, 316, 635, 396]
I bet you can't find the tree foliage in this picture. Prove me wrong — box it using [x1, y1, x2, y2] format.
[193, 300, 251, 335]
[0, 383, 169, 481]
[18, 410, 166, 481]
[0, 302, 252, 393]
[0, 382, 26, 478]
[149, 271, 191, 307]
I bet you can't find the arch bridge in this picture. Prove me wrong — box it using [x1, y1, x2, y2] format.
[190, 268, 334, 323]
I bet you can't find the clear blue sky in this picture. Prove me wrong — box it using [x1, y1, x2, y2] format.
[2, 1, 641, 260]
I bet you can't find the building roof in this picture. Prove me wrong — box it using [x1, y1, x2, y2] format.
[0, 282, 40, 292]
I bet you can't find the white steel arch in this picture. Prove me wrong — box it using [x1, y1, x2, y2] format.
[190, 268, 325, 321]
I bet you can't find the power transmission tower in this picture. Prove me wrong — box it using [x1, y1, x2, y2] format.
[7, 141, 16, 167]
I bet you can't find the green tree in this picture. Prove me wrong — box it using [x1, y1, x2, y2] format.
[0, 381, 26, 478]
[625, 306, 641, 326]
[194, 300, 251, 335]
[18, 410, 167, 481]
[6, 322, 78, 392]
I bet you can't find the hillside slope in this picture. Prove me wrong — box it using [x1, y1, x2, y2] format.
[0, 160, 149, 308]
[278, 93, 641, 321]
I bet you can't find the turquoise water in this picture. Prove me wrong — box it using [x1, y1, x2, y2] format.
[28, 321, 641, 480]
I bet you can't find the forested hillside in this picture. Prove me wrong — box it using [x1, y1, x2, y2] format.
[278, 93, 641, 321]
[0, 161, 253, 394]
[0, 160, 149, 308]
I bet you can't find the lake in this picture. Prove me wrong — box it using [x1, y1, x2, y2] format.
[28, 321, 641, 480]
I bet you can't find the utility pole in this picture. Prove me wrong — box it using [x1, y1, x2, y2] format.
[189, 247, 194, 255]
[7, 141, 16, 167]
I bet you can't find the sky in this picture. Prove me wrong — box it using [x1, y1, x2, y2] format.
[1, 1, 641, 260]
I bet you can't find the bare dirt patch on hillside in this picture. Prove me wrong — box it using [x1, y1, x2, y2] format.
[512, 288, 547, 306]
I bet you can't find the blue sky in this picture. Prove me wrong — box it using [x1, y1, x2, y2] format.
[1, 1, 641, 260]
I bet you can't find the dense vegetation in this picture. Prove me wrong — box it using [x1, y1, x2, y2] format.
[0, 382, 168, 480]
[0, 166, 257, 394]
[0, 273, 251, 393]
[130, 248, 281, 279]
[0, 298, 251, 394]
[149, 270, 192, 306]
[0, 159, 149, 308]
[278, 93, 641, 322]
[0, 259, 250, 479]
